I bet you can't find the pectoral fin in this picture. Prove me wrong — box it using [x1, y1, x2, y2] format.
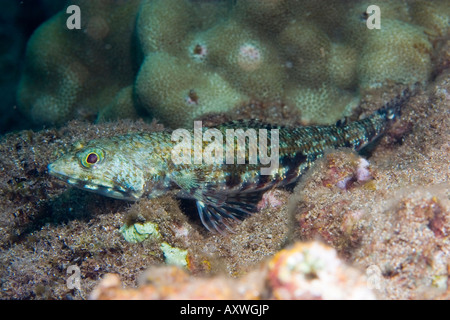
[195, 189, 266, 233]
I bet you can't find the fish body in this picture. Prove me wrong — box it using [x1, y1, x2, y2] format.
[49, 90, 411, 232]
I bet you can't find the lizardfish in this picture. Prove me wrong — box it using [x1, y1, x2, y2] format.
[48, 89, 411, 232]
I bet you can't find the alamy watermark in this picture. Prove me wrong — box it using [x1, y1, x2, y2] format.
[366, 5, 381, 30]
[64, 3, 382, 173]
[65, 4, 381, 31]
[66, 265, 81, 291]
[66, 5, 81, 30]
[171, 121, 279, 175]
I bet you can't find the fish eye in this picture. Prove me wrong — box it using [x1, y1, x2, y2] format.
[81, 148, 104, 168]
[86, 153, 98, 164]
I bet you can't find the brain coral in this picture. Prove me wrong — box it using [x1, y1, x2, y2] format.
[17, 0, 447, 128]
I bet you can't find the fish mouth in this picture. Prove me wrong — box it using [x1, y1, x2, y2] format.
[48, 163, 140, 201]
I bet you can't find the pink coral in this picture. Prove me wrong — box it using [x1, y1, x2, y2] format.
[267, 242, 374, 299]
[356, 158, 372, 182]
[257, 190, 283, 210]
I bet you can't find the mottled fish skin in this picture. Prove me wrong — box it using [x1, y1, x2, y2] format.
[48, 89, 411, 232]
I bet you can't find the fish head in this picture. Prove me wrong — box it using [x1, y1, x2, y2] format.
[48, 140, 145, 200]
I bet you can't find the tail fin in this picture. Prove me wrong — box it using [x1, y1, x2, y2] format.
[345, 85, 418, 152]
[376, 84, 418, 122]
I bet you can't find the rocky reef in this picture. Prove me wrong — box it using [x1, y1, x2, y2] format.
[1, 68, 449, 299]
[90, 242, 376, 300]
[17, 0, 449, 127]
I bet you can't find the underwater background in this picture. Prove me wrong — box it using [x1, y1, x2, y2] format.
[0, 0, 449, 299]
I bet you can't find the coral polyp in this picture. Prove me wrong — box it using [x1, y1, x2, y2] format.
[185, 89, 199, 105]
[190, 41, 208, 62]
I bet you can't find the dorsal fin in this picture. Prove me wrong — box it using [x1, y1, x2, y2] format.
[335, 117, 348, 127]
[216, 119, 283, 131]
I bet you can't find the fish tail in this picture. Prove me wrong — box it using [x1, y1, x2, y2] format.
[345, 85, 416, 151]
[375, 85, 416, 122]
